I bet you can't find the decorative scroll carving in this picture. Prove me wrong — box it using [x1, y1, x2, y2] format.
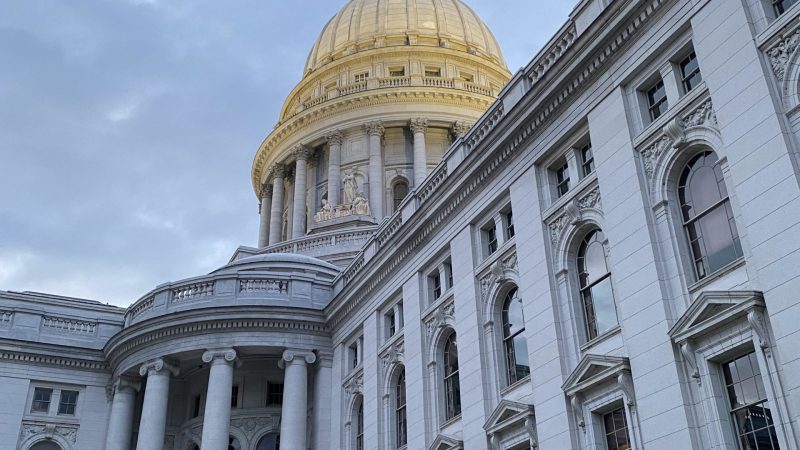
[270, 163, 287, 179]
[291, 145, 312, 161]
[381, 340, 405, 371]
[425, 299, 456, 338]
[0, 310, 13, 326]
[281, 349, 316, 366]
[451, 121, 472, 139]
[479, 252, 518, 302]
[748, 309, 771, 356]
[326, 130, 344, 146]
[525, 416, 538, 449]
[230, 415, 281, 441]
[617, 371, 636, 409]
[570, 394, 585, 430]
[202, 348, 238, 364]
[41, 316, 96, 334]
[19, 420, 79, 445]
[343, 371, 364, 408]
[139, 358, 179, 377]
[547, 186, 603, 248]
[680, 342, 701, 385]
[767, 28, 800, 81]
[239, 279, 288, 294]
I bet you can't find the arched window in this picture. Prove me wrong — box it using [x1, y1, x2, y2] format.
[578, 229, 618, 340]
[443, 332, 462, 420]
[30, 442, 61, 450]
[502, 287, 530, 384]
[356, 400, 364, 450]
[678, 151, 742, 279]
[256, 433, 280, 450]
[395, 368, 408, 448]
[393, 179, 409, 211]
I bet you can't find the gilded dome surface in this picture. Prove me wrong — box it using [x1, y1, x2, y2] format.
[305, 0, 506, 73]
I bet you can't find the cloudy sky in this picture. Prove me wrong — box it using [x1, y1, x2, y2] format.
[0, 0, 573, 307]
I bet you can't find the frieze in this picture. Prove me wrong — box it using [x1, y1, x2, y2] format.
[424, 299, 456, 339]
[380, 339, 405, 371]
[479, 252, 518, 302]
[547, 186, 603, 248]
[766, 27, 800, 81]
[1, 349, 107, 371]
[19, 420, 79, 446]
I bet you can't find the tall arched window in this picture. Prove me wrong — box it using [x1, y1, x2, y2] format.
[356, 400, 364, 450]
[395, 368, 408, 448]
[502, 287, 530, 384]
[393, 179, 409, 211]
[443, 332, 462, 420]
[678, 151, 742, 280]
[578, 229, 618, 340]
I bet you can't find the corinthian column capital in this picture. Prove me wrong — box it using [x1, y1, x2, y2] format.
[409, 118, 429, 134]
[291, 145, 313, 161]
[364, 121, 385, 137]
[139, 358, 179, 377]
[326, 130, 344, 146]
[270, 163, 287, 179]
[451, 120, 472, 138]
[202, 348, 238, 365]
[260, 183, 273, 199]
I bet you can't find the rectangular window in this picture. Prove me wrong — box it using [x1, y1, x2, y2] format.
[774, 0, 798, 16]
[192, 395, 202, 418]
[425, 67, 442, 77]
[266, 382, 284, 406]
[646, 79, 668, 122]
[57, 390, 79, 415]
[444, 261, 453, 289]
[723, 352, 781, 449]
[430, 273, 442, 300]
[485, 224, 498, 255]
[504, 211, 515, 239]
[354, 72, 369, 83]
[231, 384, 239, 408]
[31, 388, 52, 413]
[555, 162, 570, 197]
[385, 310, 396, 338]
[389, 67, 406, 77]
[580, 143, 594, 177]
[603, 407, 631, 450]
[680, 51, 702, 93]
[460, 72, 474, 82]
[349, 341, 360, 369]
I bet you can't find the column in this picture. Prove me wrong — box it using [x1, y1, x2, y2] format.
[291, 146, 311, 239]
[200, 349, 238, 450]
[258, 184, 273, 248]
[410, 118, 428, 187]
[312, 356, 333, 450]
[104, 377, 140, 450]
[279, 349, 316, 450]
[268, 164, 286, 245]
[136, 359, 178, 450]
[326, 130, 344, 206]
[365, 121, 385, 218]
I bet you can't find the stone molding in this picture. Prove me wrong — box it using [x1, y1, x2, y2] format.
[202, 348, 238, 365]
[325, 130, 344, 146]
[0, 348, 108, 371]
[139, 357, 179, 377]
[526, 23, 577, 83]
[478, 251, 519, 303]
[409, 117, 429, 134]
[546, 185, 603, 249]
[364, 121, 385, 137]
[106, 375, 141, 402]
[18, 420, 79, 447]
[380, 338, 405, 373]
[424, 298, 456, 339]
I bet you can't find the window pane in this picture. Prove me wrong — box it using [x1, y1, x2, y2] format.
[58, 390, 79, 415]
[503, 289, 524, 338]
[512, 335, 530, 379]
[32, 388, 53, 413]
[591, 278, 618, 336]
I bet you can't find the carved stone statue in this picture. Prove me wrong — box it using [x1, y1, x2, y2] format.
[343, 170, 357, 205]
[315, 198, 334, 222]
[352, 192, 371, 216]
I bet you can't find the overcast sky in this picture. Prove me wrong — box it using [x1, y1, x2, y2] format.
[0, 0, 574, 307]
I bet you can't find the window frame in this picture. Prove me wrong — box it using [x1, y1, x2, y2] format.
[644, 78, 669, 123]
[442, 331, 462, 421]
[501, 287, 530, 386]
[266, 381, 284, 407]
[354, 71, 369, 83]
[576, 229, 619, 342]
[678, 50, 702, 94]
[388, 66, 406, 77]
[394, 367, 408, 449]
[57, 390, 79, 416]
[31, 387, 53, 414]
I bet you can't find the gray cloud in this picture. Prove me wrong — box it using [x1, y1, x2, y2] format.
[0, 0, 573, 306]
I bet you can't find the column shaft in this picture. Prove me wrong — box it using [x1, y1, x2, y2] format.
[280, 350, 316, 450]
[365, 122, 385, 218]
[200, 350, 237, 450]
[410, 119, 428, 187]
[327, 131, 343, 206]
[258, 185, 272, 248]
[291, 147, 310, 239]
[268, 165, 286, 245]
[104, 381, 138, 450]
[136, 360, 176, 450]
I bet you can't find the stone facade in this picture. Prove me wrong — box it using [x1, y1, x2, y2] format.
[3, 0, 800, 450]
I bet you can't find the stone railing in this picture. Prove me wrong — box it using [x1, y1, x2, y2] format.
[41, 316, 97, 335]
[379, 76, 411, 88]
[339, 81, 368, 96]
[172, 282, 215, 303]
[422, 77, 455, 88]
[130, 296, 154, 319]
[252, 228, 376, 263]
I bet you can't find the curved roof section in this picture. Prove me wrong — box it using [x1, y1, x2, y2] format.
[304, 0, 507, 73]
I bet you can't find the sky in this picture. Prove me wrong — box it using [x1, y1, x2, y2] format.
[0, 0, 574, 307]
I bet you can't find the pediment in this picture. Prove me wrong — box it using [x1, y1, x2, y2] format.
[484, 400, 534, 433]
[562, 354, 630, 396]
[429, 434, 463, 450]
[669, 290, 764, 344]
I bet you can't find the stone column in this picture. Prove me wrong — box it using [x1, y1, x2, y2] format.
[326, 130, 344, 207]
[136, 359, 178, 450]
[200, 349, 238, 450]
[258, 184, 273, 248]
[279, 349, 317, 450]
[410, 118, 428, 187]
[104, 377, 140, 450]
[268, 164, 286, 245]
[291, 146, 311, 239]
[365, 121, 385, 218]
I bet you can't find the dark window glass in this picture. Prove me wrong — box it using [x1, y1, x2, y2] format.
[774, 0, 798, 16]
[231, 385, 239, 408]
[356, 400, 364, 450]
[646, 79, 669, 122]
[389, 67, 406, 77]
[603, 407, 632, 450]
[443, 332, 461, 420]
[723, 352, 781, 450]
[431, 273, 442, 300]
[354, 72, 369, 83]
[505, 211, 515, 239]
[256, 433, 280, 450]
[680, 52, 703, 93]
[393, 180, 409, 211]
[266, 382, 284, 406]
[485, 225, 498, 254]
[31, 388, 52, 413]
[395, 368, 407, 448]
[444, 262, 453, 289]
[387, 311, 396, 338]
[578, 230, 619, 340]
[57, 390, 79, 415]
[349, 342, 359, 369]
[556, 163, 570, 197]
[502, 287, 530, 384]
[228, 436, 240, 450]
[193, 395, 202, 418]
[679, 151, 743, 279]
[425, 68, 442, 77]
[580, 143, 594, 177]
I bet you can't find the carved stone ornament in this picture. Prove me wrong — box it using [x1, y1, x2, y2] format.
[139, 358, 180, 377]
[382, 340, 405, 370]
[425, 300, 456, 338]
[281, 349, 316, 366]
[680, 342, 701, 386]
[364, 121, 385, 137]
[748, 309, 772, 356]
[202, 348, 238, 365]
[479, 253, 518, 302]
[270, 163, 287, 179]
[291, 145, 313, 161]
[570, 394, 585, 431]
[326, 130, 344, 147]
[409, 118, 429, 135]
[231, 415, 281, 441]
[451, 120, 472, 138]
[617, 371, 636, 409]
[767, 28, 800, 81]
[19, 420, 79, 445]
[548, 186, 603, 248]
[343, 372, 364, 406]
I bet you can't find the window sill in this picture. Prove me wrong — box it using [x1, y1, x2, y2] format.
[422, 290, 455, 319]
[439, 414, 462, 430]
[501, 375, 531, 397]
[475, 237, 516, 274]
[757, 5, 800, 48]
[580, 326, 622, 353]
[379, 332, 404, 354]
[687, 257, 746, 294]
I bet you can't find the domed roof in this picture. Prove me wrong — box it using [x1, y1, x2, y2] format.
[305, 0, 506, 73]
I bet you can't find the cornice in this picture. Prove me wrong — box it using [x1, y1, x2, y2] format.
[0, 344, 109, 372]
[325, 0, 674, 331]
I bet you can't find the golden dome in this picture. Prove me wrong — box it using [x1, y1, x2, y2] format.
[305, 0, 507, 74]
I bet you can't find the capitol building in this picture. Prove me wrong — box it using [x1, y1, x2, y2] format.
[5, 0, 800, 449]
